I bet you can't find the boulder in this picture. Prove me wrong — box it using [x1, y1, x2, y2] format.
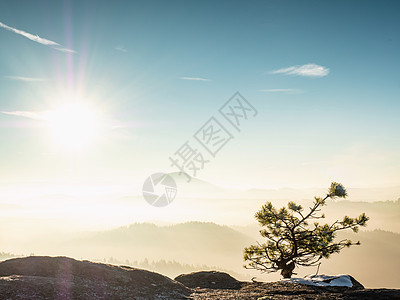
[0, 256, 191, 300]
[175, 270, 241, 290]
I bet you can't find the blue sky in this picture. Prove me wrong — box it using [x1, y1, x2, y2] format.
[0, 0, 399, 190]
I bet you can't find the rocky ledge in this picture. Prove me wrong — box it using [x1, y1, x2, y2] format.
[177, 271, 400, 300]
[0, 256, 191, 299]
[1, 257, 399, 300]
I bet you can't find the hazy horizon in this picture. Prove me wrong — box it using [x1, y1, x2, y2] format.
[1, 0, 399, 291]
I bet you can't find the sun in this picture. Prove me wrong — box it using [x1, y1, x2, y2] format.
[45, 103, 101, 151]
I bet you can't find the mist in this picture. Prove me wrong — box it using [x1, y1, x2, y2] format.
[1, 181, 399, 288]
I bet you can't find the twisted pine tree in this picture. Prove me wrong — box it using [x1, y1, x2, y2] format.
[243, 182, 369, 278]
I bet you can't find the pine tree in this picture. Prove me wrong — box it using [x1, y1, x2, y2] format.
[243, 182, 369, 278]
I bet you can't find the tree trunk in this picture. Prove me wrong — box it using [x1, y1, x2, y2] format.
[280, 261, 295, 279]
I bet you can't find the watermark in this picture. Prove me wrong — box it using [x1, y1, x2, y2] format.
[219, 92, 258, 132]
[194, 117, 233, 157]
[143, 92, 257, 206]
[142, 173, 177, 207]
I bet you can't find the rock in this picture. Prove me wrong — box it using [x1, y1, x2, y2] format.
[0, 256, 191, 300]
[1, 258, 398, 300]
[348, 275, 364, 289]
[316, 274, 364, 289]
[175, 271, 242, 290]
[190, 281, 400, 300]
[283, 274, 364, 289]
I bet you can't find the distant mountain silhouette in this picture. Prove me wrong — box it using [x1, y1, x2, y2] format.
[71, 221, 400, 288]
[73, 221, 253, 275]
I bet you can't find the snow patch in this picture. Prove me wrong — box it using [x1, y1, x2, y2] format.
[281, 275, 353, 287]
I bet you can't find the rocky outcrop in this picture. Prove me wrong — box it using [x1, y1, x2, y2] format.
[0, 256, 191, 299]
[1, 257, 399, 300]
[175, 271, 242, 289]
[177, 271, 400, 300]
[190, 281, 400, 300]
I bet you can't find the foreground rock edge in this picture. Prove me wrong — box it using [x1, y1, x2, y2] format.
[0, 257, 399, 300]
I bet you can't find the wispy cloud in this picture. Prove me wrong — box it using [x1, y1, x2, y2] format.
[115, 46, 127, 52]
[258, 88, 303, 94]
[0, 21, 75, 53]
[271, 64, 329, 77]
[53, 47, 77, 54]
[1, 111, 45, 120]
[0, 21, 58, 46]
[4, 76, 47, 82]
[180, 77, 211, 82]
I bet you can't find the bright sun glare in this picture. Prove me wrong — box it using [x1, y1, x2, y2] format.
[46, 103, 101, 151]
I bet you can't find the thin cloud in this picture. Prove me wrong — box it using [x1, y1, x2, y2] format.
[1, 111, 44, 120]
[4, 76, 47, 82]
[0, 21, 58, 46]
[271, 64, 329, 77]
[258, 88, 303, 94]
[115, 46, 127, 52]
[53, 47, 77, 54]
[0, 21, 75, 53]
[180, 77, 211, 82]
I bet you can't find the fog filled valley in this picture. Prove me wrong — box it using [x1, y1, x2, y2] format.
[1, 182, 399, 289]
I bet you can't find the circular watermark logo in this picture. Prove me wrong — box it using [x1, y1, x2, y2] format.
[142, 173, 177, 207]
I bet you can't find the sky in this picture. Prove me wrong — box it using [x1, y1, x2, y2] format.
[0, 0, 399, 197]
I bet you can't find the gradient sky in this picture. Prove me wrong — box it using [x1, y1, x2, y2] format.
[0, 0, 399, 192]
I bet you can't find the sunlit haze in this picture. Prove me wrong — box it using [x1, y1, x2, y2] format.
[45, 103, 101, 151]
[0, 0, 399, 290]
